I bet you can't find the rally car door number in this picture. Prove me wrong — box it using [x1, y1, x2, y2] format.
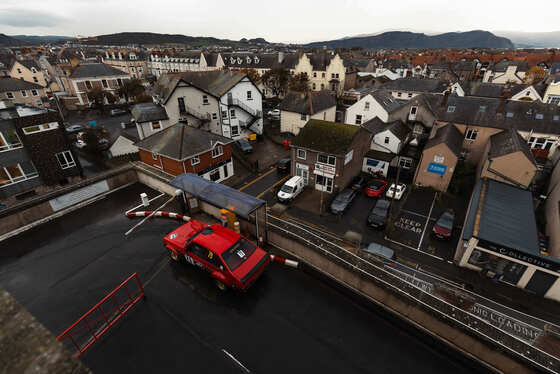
[184, 254, 203, 268]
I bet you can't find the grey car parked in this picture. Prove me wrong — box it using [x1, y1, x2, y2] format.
[330, 188, 358, 215]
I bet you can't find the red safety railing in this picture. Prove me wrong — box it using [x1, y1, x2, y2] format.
[57, 272, 145, 357]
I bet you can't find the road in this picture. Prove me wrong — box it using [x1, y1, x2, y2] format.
[238, 167, 289, 200]
[0, 183, 490, 374]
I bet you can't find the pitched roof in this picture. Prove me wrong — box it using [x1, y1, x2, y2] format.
[279, 91, 336, 115]
[370, 89, 407, 113]
[382, 78, 451, 94]
[159, 71, 246, 103]
[15, 59, 40, 71]
[134, 122, 233, 160]
[362, 117, 410, 142]
[131, 103, 168, 123]
[466, 82, 504, 98]
[424, 124, 463, 157]
[462, 179, 541, 257]
[488, 128, 536, 166]
[69, 63, 128, 79]
[491, 60, 530, 73]
[292, 120, 362, 155]
[0, 77, 43, 92]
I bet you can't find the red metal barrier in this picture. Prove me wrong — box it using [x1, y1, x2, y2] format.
[57, 273, 145, 357]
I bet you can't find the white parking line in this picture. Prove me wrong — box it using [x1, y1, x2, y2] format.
[222, 349, 251, 373]
[418, 193, 437, 252]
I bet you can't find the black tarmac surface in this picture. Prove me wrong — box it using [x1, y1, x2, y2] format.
[0, 184, 491, 373]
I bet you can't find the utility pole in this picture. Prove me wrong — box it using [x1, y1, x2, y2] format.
[387, 156, 401, 227]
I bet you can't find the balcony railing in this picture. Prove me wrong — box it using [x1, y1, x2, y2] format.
[228, 97, 262, 118]
[179, 105, 211, 122]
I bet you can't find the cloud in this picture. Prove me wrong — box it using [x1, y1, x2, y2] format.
[0, 9, 66, 28]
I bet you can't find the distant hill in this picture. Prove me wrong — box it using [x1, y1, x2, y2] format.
[0, 34, 22, 46]
[11, 35, 75, 44]
[240, 37, 269, 44]
[494, 31, 560, 48]
[85, 32, 248, 47]
[305, 30, 514, 49]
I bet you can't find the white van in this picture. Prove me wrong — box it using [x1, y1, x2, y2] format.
[277, 176, 304, 203]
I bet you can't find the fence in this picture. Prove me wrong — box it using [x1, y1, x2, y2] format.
[57, 273, 145, 357]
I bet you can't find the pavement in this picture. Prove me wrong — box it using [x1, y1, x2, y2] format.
[0, 183, 489, 374]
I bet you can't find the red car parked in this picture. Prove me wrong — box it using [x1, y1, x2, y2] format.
[364, 179, 388, 197]
[163, 220, 270, 291]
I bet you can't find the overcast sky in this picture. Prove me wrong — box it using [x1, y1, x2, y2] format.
[1, 0, 559, 44]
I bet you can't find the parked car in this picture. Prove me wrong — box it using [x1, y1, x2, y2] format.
[432, 210, 455, 240]
[66, 124, 84, 133]
[330, 188, 357, 215]
[367, 199, 390, 229]
[74, 139, 86, 149]
[277, 176, 304, 203]
[350, 175, 367, 190]
[235, 139, 253, 154]
[276, 158, 291, 174]
[268, 109, 280, 119]
[110, 108, 127, 116]
[365, 179, 388, 197]
[386, 183, 407, 200]
[361, 242, 396, 261]
[98, 138, 110, 150]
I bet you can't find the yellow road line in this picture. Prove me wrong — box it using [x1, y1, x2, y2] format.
[256, 175, 291, 199]
[239, 167, 275, 191]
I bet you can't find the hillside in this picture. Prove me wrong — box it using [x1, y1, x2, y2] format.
[0, 34, 21, 46]
[494, 31, 560, 48]
[85, 32, 244, 47]
[306, 30, 514, 49]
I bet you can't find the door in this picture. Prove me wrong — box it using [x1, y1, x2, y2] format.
[524, 270, 557, 296]
[296, 163, 309, 185]
[227, 92, 233, 105]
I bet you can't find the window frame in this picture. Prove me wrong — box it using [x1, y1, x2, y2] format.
[465, 128, 478, 141]
[212, 144, 224, 158]
[191, 155, 200, 166]
[6, 92, 14, 99]
[355, 114, 362, 125]
[21, 90, 27, 97]
[31, 89, 38, 96]
[202, 95, 209, 105]
[56, 150, 76, 170]
[246, 91, 252, 100]
[151, 121, 161, 130]
[297, 149, 306, 160]
[22, 122, 59, 135]
[317, 153, 336, 166]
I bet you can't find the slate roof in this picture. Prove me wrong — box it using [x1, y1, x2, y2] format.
[362, 117, 410, 141]
[491, 60, 530, 73]
[370, 89, 407, 113]
[488, 128, 536, 166]
[462, 179, 540, 257]
[15, 59, 40, 71]
[134, 122, 233, 160]
[550, 62, 560, 75]
[69, 63, 128, 79]
[424, 124, 463, 157]
[202, 52, 219, 67]
[292, 120, 362, 155]
[279, 91, 336, 115]
[382, 78, 451, 94]
[0, 77, 43, 92]
[159, 71, 246, 103]
[131, 103, 168, 123]
[466, 82, 504, 98]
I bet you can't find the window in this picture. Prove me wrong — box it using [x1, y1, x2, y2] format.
[151, 121, 161, 130]
[202, 95, 209, 105]
[16, 68, 22, 74]
[297, 149, 306, 160]
[33, 77, 38, 83]
[407, 93, 413, 98]
[384, 136, 390, 144]
[301, 113, 307, 121]
[465, 129, 478, 141]
[178, 97, 186, 113]
[331, 73, 335, 78]
[102, 79, 108, 88]
[355, 114, 362, 125]
[31, 89, 38, 96]
[410, 106, 417, 115]
[230, 109, 236, 118]
[231, 126, 239, 136]
[56, 151, 75, 169]
[212, 145, 223, 158]
[364, 102, 370, 111]
[447, 105, 456, 113]
[85, 80, 92, 90]
[554, 115, 560, 121]
[31, 67, 37, 73]
[117, 78, 123, 86]
[22, 122, 59, 134]
[536, 113, 544, 120]
[0, 128, 21, 151]
[212, 113, 217, 120]
[246, 91, 252, 100]
[312, 83, 316, 90]
[210, 168, 221, 181]
[479, 105, 487, 112]
[547, 96, 560, 105]
[397, 92, 402, 98]
[399, 158, 412, 169]
[320, 83, 325, 90]
[313, 72, 317, 78]
[21, 90, 27, 97]
[6, 92, 14, 99]
[322, 72, 325, 78]
[506, 112, 514, 118]
[317, 153, 336, 165]
[152, 152, 158, 160]
[191, 156, 200, 165]
[221, 110, 227, 118]
[0, 164, 27, 186]
[335, 73, 339, 78]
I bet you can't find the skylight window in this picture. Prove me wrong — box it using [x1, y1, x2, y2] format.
[554, 115, 559, 121]
[535, 113, 544, 120]
[479, 105, 487, 112]
[506, 112, 514, 118]
[447, 106, 456, 113]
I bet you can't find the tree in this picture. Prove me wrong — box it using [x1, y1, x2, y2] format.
[288, 73, 310, 92]
[117, 79, 145, 102]
[87, 87, 116, 112]
[134, 93, 153, 103]
[261, 68, 290, 97]
[523, 66, 546, 84]
[240, 68, 261, 84]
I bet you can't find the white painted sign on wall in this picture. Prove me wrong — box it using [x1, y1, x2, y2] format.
[49, 180, 109, 212]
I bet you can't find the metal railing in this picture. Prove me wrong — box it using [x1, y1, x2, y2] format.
[179, 104, 211, 122]
[228, 97, 262, 118]
[266, 214, 560, 373]
[57, 273, 145, 357]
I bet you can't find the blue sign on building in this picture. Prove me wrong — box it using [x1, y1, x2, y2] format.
[428, 162, 447, 175]
[89, 121, 97, 128]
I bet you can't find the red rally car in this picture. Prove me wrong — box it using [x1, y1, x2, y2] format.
[163, 220, 270, 291]
[364, 179, 388, 198]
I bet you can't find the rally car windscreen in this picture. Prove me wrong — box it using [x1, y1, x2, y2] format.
[222, 238, 257, 271]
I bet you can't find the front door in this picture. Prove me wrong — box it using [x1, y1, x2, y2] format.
[296, 163, 309, 185]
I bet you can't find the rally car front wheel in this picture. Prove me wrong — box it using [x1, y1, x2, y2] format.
[169, 249, 179, 262]
[215, 279, 227, 291]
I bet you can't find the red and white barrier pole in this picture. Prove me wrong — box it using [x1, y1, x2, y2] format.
[270, 254, 299, 268]
[126, 211, 191, 222]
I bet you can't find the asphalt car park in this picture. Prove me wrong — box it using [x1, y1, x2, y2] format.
[0, 183, 483, 374]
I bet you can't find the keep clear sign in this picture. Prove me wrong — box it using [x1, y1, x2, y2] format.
[468, 304, 541, 343]
[394, 217, 422, 234]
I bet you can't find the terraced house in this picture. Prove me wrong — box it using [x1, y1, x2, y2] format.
[0, 78, 47, 107]
[148, 50, 223, 77]
[8, 59, 47, 87]
[103, 50, 148, 79]
[67, 63, 131, 106]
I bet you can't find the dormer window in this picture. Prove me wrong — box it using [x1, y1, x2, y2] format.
[237, 57, 242, 64]
[447, 106, 456, 113]
[254, 57, 259, 63]
[246, 56, 251, 64]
